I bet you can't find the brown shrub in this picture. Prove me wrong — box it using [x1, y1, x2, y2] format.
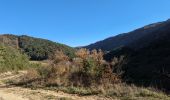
[51, 50, 69, 64]
[69, 61, 121, 87]
[97, 63, 121, 86]
[75, 48, 90, 59]
[18, 49, 121, 89]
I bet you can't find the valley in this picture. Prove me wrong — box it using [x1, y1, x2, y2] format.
[1, 19, 170, 100]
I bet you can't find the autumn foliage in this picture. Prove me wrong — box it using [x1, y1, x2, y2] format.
[20, 48, 121, 89]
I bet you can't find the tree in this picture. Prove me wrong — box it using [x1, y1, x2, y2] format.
[0, 45, 30, 72]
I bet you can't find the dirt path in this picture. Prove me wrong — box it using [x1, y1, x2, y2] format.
[0, 89, 28, 100]
[0, 71, 114, 100]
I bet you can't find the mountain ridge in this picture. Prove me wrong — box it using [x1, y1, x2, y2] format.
[84, 19, 170, 51]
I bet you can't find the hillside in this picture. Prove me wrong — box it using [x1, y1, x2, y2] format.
[124, 32, 170, 90]
[1, 24, 170, 99]
[101, 19, 170, 91]
[85, 19, 170, 51]
[0, 34, 75, 60]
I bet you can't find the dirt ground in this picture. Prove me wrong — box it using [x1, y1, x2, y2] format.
[0, 71, 113, 100]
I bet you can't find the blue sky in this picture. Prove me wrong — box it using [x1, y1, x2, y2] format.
[0, 0, 170, 47]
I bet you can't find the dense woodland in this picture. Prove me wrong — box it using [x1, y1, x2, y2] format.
[103, 20, 170, 91]
[85, 19, 170, 51]
[0, 34, 75, 60]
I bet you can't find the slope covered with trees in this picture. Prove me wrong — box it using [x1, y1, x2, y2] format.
[103, 19, 170, 91]
[85, 19, 170, 51]
[0, 34, 75, 60]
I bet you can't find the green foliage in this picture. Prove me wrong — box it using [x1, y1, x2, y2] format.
[0, 45, 30, 72]
[18, 35, 75, 60]
[0, 34, 75, 60]
[82, 58, 96, 74]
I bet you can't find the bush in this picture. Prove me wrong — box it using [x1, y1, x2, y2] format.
[17, 49, 121, 90]
[0, 45, 30, 72]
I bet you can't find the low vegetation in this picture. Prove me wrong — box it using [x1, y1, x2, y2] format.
[1, 39, 170, 99]
[11, 48, 170, 99]
[18, 49, 120, 87]
[0, 44, 30, 72]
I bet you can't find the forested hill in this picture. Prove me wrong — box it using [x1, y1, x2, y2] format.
[0, 34, 75, 60]
[102, 19, 170, 90]
[85, 19, 170, 51]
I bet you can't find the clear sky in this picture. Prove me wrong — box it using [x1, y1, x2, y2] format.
[0, 0, 170, 47]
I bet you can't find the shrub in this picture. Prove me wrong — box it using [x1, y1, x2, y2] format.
[18, 49, 121, 90]
[0, 45, 30, 72]
[82, 58, 96, 74]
